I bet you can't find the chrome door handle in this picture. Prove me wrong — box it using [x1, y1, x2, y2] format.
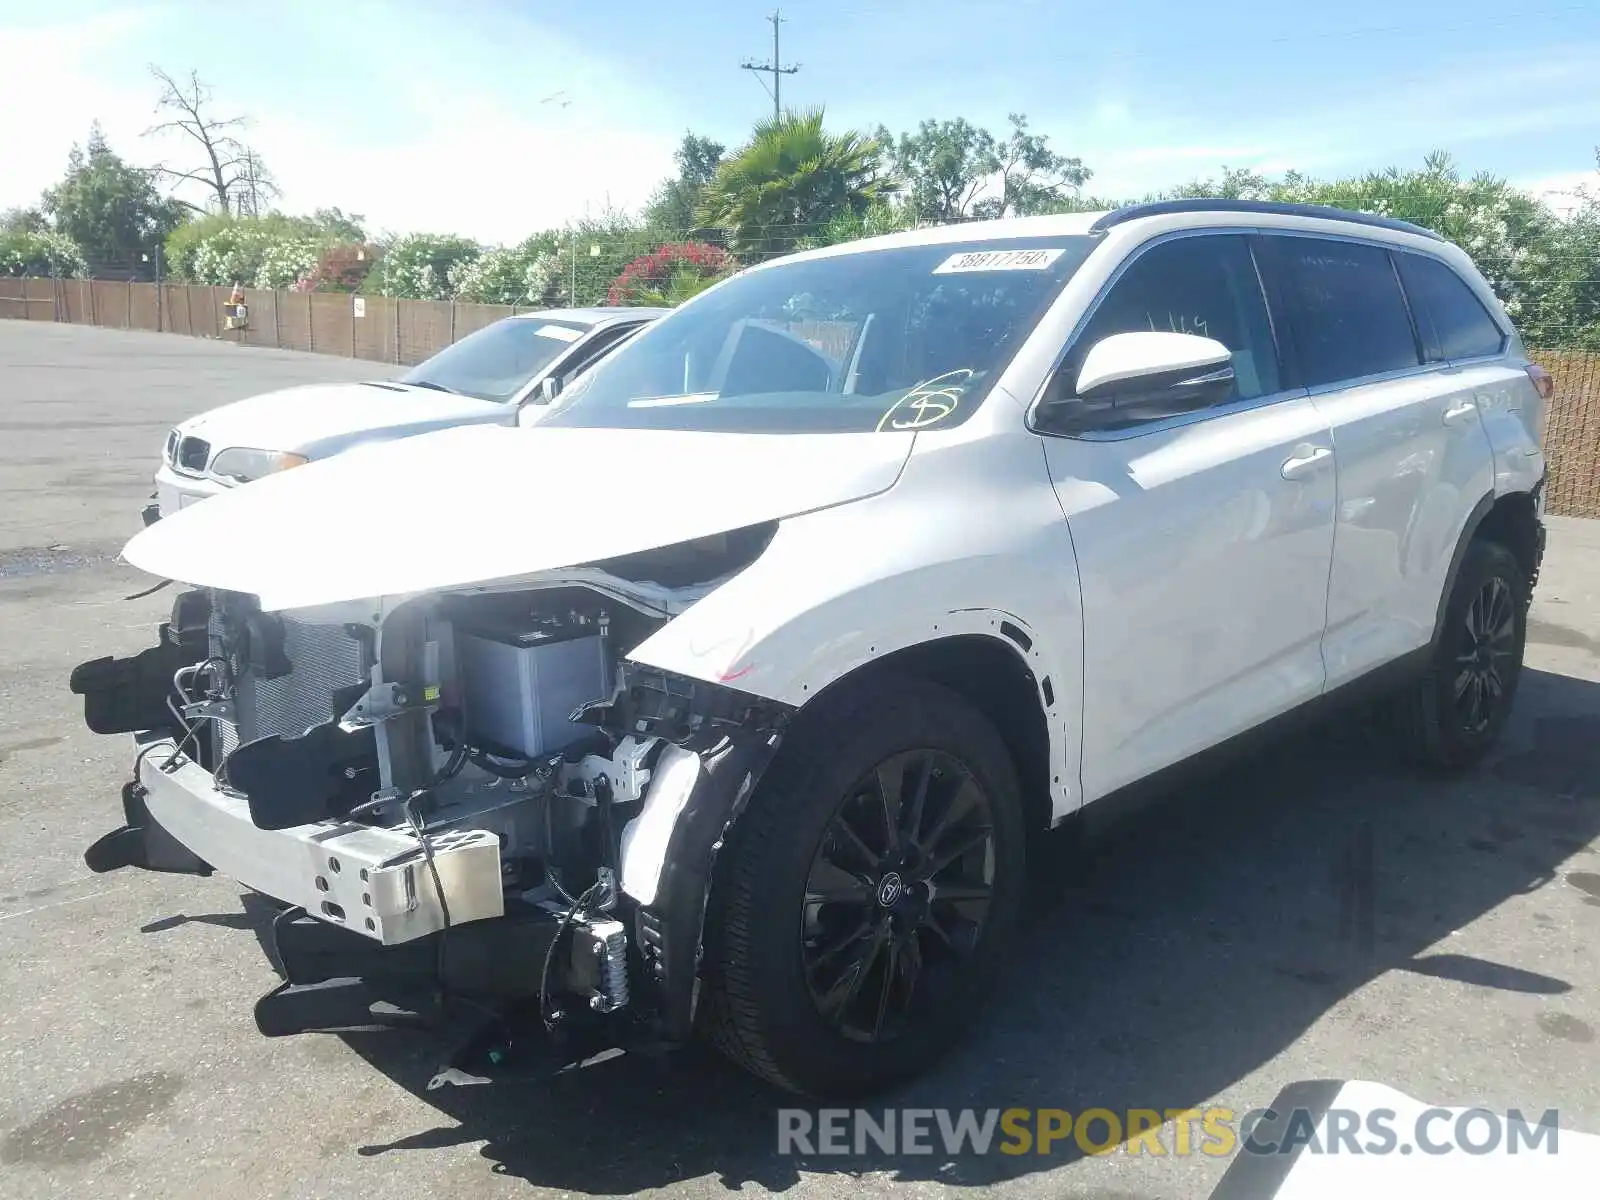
[1443, 400, 1479, 426]
[1280, 445, 1333, 481]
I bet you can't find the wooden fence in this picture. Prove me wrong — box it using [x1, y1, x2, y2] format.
[0, 278, 528, 367]
[1, 277, 1597, 518]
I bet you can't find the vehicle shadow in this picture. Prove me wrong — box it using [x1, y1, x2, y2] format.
[327, 665, 1600, 1193]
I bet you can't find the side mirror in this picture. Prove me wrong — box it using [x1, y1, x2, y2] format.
[1042, 331, 1235, 435]
[531, 376, 562, 405]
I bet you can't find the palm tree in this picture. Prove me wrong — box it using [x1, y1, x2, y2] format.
[698, 108, 891, 261]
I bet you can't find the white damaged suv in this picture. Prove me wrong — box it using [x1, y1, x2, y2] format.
[71, 201, 1548, 1097]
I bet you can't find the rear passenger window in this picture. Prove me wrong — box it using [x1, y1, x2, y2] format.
[1266, 236, 1420, 387]
[1394, 253, 1506, 361]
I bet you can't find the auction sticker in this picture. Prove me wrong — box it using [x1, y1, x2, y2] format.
[933, 248, 1065, 274]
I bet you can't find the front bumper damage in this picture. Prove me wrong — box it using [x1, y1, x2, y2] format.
[96, 738, 502, 944]
[70, 619, 788, 1079]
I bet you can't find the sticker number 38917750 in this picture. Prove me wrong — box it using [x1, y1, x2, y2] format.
[932, 248, 1065, 274]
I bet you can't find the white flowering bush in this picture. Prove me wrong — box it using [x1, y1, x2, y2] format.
[1258, 154, 1597, 348]
[185, 220, 360, 291]
[448, 237, 563, 305]
[254, 237, 323, 290]
[0, 230, 87, 277]
[190, 222, 278, 286]
[366, 234, 482, 300]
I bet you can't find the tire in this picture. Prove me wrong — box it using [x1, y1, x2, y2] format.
[1402, 538, 1528, 772]
[698, 673, 1027, 1097]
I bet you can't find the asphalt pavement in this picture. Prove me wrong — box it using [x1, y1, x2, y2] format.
[1, 320, 1598, 1199]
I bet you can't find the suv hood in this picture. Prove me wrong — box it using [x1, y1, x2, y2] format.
[124, 423, 915, 611]
[176, 382, 508, 457]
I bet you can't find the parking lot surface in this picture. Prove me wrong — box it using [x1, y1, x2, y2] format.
[1, 321, 1598, 1199]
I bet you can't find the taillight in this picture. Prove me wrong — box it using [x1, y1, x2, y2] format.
[1525, 363, 1554, 400]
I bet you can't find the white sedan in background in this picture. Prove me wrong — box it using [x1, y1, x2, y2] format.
[147, 306, 665, 522]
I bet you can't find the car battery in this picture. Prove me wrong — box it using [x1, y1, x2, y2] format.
[453, 617, 608, 759]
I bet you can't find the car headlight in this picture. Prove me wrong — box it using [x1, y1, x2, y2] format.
[208, 447, 310, 484]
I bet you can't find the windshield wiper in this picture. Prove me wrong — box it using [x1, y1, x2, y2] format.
[399, 379, 458, 394]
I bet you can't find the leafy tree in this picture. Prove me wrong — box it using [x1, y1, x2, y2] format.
[971, 113, 1091, 219]
[885, 113, 1089, 222]
[304, 207, 367, 243]
[41, 125, 184, 274]
[0, 229, 88, 277]
[643, 133, 726, 234]
[885, 117, 997, 221]
[699, 109, 890, 260]
[1, 207, 47, 235]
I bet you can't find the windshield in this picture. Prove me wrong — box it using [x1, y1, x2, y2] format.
[400, 317, 589, 402]
[543, 236, 1095, 433]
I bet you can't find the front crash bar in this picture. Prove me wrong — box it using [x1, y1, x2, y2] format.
[113, 736, 504, 945]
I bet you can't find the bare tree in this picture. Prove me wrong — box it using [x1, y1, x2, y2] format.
[144, 66, 279, 216]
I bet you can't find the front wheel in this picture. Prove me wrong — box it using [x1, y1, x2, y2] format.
[699, 674, 1026, 1097]
[1403, 538, 1528, 771]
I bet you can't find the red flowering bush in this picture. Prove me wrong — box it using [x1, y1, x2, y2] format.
[607, 241, 733, 306]
[306, 243, 382, 293]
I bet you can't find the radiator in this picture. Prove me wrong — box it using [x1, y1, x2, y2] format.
[212, 616, 370, 757]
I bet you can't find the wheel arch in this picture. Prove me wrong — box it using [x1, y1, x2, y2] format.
[794, 631, 1058, 837]
[1431, 486, 1542, 648]
[628, 627, 1063, 1052]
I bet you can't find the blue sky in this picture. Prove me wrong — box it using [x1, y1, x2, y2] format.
[3, 0, 1598, 242]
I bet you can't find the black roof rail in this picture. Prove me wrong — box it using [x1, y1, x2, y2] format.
[1088, 198, 1446, 243]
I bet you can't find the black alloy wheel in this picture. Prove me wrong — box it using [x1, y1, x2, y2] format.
[1402, 537, 1527, 771]
[698, 673, 1025, 1097]
[800, 749, 996, 1044]
[1452, 574, 1517, 736]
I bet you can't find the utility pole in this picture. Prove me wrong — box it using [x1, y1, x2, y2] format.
[740, 10, 799, 120]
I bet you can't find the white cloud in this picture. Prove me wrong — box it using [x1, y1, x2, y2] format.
[248, 93, 677, 244]
[1515, 170, 1597, 218]
[0, 6, 681, 242]
[0, 11, 160, 210]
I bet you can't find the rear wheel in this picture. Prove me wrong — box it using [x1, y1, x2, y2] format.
[699, 675, 1026, 1097]
[1403, 538, 1527, 771]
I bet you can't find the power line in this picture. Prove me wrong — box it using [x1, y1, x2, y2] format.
[740, 10, 800, 121]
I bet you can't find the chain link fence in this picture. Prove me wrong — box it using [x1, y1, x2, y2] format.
[0, 275, 1597, 518]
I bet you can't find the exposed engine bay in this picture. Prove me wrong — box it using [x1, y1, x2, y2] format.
[70, 527, 790, 1070]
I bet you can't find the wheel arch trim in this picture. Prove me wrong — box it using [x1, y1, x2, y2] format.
[1430, 485, 1542, 650]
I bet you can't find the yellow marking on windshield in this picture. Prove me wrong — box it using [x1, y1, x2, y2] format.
[876, 369, 975, 432]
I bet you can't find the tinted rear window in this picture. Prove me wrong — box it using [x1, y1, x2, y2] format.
[1265, 236, 1420, 387]
[1394, 252, 1506, 361]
